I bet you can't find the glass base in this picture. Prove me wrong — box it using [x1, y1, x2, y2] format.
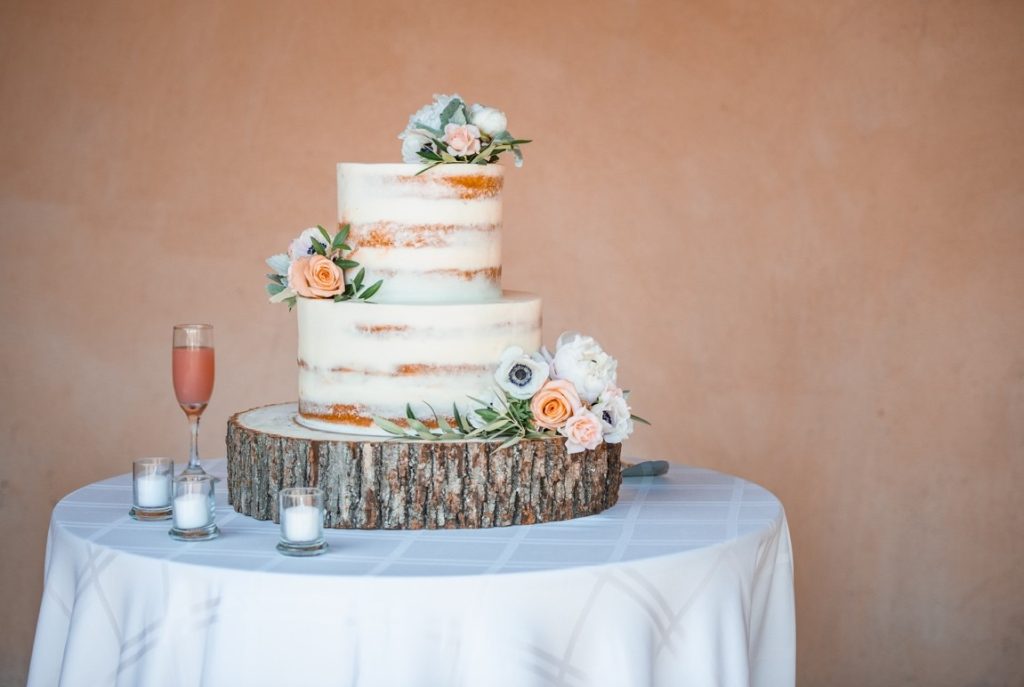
[179, 464, 220, 482]
[277, 539, 328, 557]
[168, 523, 220, 541]
[129, 505, 172, 521]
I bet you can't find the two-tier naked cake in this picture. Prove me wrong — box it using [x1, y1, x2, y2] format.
[227, 95, 639, 529]
[296, 163, 543, 435]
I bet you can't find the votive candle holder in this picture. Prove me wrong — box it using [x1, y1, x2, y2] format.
[277, 487, 327, 556]
[130, 458, 174, 521]
[169, 474, 219, 541]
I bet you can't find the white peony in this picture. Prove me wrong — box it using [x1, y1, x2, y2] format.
[288, 227, 324, 260]
[468, 104, 508, 138]
[400, 131, 433, 163]
[551, 332, 618, 404]
[592, 386, 634, 443]
[494, 346, 549, 399]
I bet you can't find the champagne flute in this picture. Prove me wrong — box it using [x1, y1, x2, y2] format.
[172, 324, 216, 479]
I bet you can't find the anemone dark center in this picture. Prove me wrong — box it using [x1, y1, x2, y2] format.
[602, 410, 613, 424]
[509, 363, 532, 387]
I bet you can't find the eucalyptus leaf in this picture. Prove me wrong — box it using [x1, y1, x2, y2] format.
[317, 224, 332, 246]
[497, 435, 522, 451]
[285, 296, 297, 310]
[359, 280, 383, 300]
[266, 282, 285, 296]
[374, 416, 411, 437]
[266, 253, 290, 275]
[512, 146, 524, 168]
[438, 97, 464, 128]
[412, 120, 442, 137]
[335, 224, 350, 246]
[266, 273, 285, 285]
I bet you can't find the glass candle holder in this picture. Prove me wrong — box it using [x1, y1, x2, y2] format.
[277, 487, 327, 557]
[168, 474, 219, 541]
[130, 458, 174, 521]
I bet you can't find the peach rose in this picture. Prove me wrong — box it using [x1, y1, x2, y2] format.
[443, 123, 482, 157]
[559, 408, 604, 454]
[530, 379, 582, 430]
[289, 255, 344, 298]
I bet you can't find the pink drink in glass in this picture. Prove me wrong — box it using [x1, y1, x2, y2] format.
[173, 346, 215, 414]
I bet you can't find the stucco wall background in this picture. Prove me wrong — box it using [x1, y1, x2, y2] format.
[1, 1, 1022, 684]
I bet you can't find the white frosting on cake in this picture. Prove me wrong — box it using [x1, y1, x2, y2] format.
[296, 292, 542, 435]
[337, 163, 503, 304]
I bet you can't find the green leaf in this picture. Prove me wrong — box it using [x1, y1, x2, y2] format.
[334, 224, 350, 248]
[317, 224, 332, 246]
[503, 139, 532, 146]
[344, 283, 356, 297]
[359, 280, 383, 300]
[354, 267, 365, 290]
[374, 416, 411, 437]
[266, 282, 285, 296]
[417, 148, 442, 162]
[414, 161, 444, 176]
[310, 237, 327, 256]
[497, 435, 522, 451]
[406, 404, 416, 420]
[452, 403, 472, 433]
[412, 120, 442, 137]
[475, 408, 500, 422]
[285, 296, 297, 311]
[630, 414, 653, 426]
[266, 273, 285, 285]
[334, 259, 359, 269]
[406, 418, 438, 441]
[438, 97, 464, 128]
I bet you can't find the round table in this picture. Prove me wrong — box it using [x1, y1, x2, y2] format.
[28, 458, 795, 687]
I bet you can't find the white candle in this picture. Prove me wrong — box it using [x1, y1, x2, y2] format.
[174, 493, 211, 530]
[282, 504, 321, 543]
[135, 473, 171, 508]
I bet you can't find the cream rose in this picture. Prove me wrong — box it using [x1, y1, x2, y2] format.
[443, 123, 481, 157]
[530, 379, 582, 430]
[559, 408, 604, 454]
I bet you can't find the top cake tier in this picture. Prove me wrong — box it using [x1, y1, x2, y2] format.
[338, 163, 503, 304]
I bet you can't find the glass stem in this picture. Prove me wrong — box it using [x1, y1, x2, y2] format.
[188, 414, 201, 471]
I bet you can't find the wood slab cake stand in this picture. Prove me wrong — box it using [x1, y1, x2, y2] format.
[226, 403, 623, 529]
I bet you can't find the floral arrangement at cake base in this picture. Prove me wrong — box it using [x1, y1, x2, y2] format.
[374, 332, 648, 450]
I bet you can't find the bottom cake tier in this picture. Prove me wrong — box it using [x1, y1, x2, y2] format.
[296, 290, 542, 436]
[227, 403, 622, 529]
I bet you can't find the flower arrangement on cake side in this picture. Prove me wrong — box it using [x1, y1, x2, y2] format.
[399, 94, 531, 173]
[375, 332, 649, 451]
[265, 224, 383, 309]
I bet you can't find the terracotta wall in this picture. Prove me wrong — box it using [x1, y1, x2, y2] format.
[1, 1, 1022, 684]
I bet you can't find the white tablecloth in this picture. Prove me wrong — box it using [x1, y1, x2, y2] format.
[28, 458, 794, 687]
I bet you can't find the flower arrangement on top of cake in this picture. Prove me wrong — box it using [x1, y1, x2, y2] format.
[265, 224, 383, 309]
[399, 94, 531, 173]
[375, 332, 649, 451]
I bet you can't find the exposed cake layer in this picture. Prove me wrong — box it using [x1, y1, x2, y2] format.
[297, 292, 542, 435]
[337, 163, 503, 304]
